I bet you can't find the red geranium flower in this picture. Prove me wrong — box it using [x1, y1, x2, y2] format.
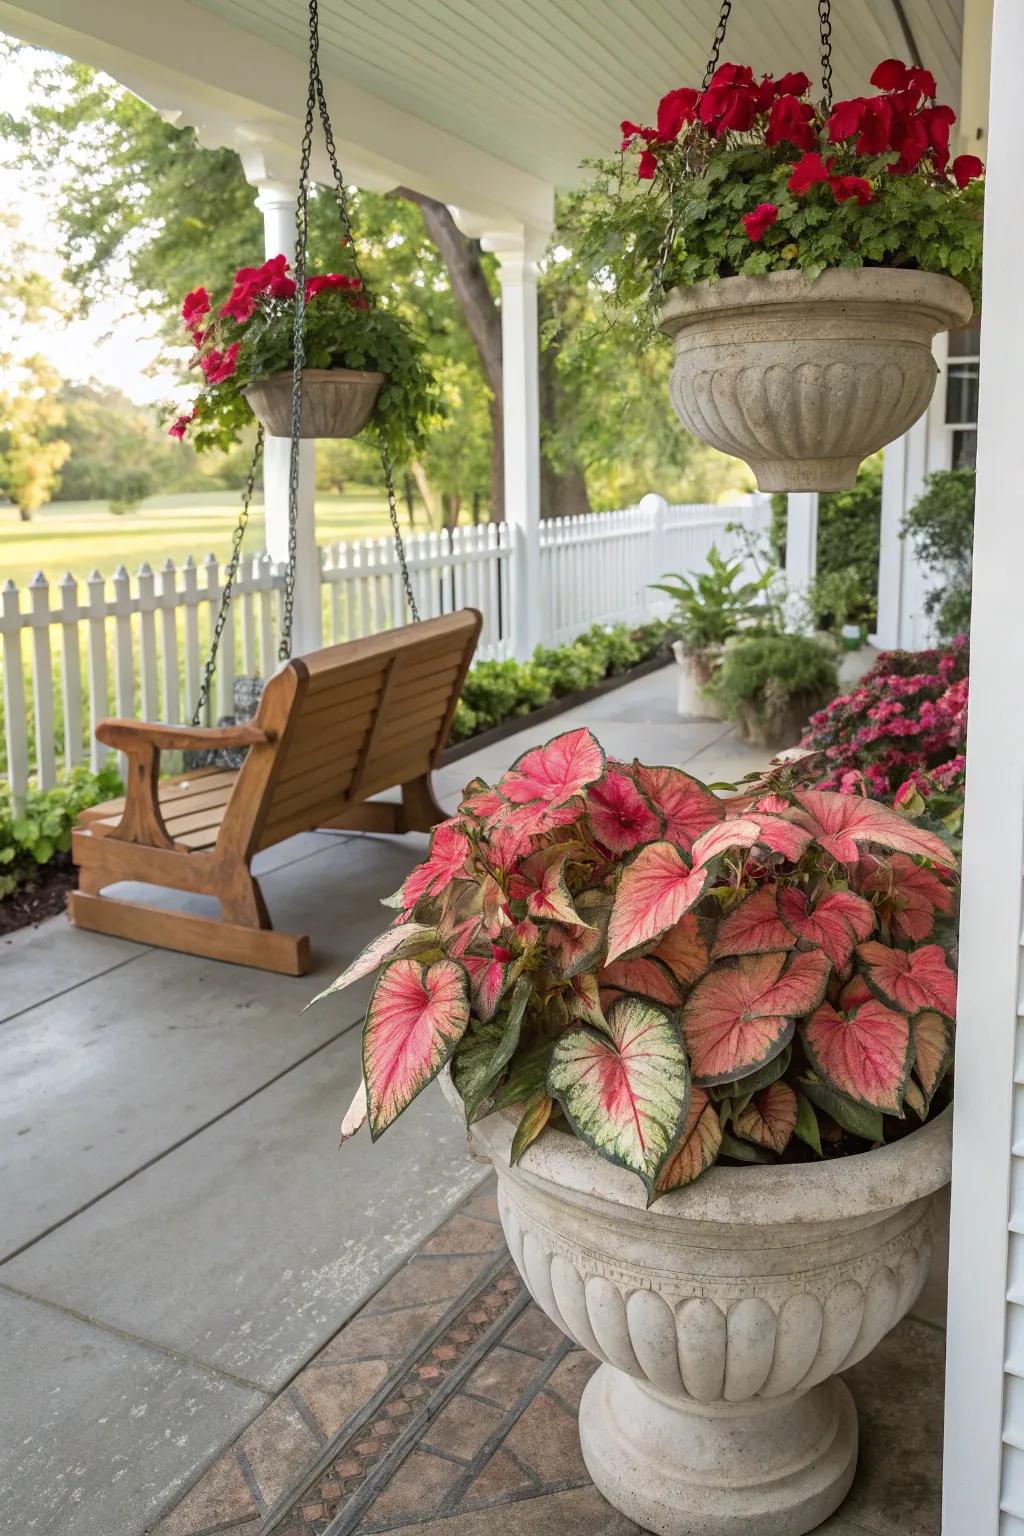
[306, 272, 362, 298]
[181, 287, 210, 330]
[656, 87, 700, 141]
[168, 408, 195, 441]
[951, 153, 984, 188]
[620, 119, 658, 150]
[199, 341, 241, 385]
[220, 285, 258, 323]
[788, 150, 833, 193]
[870, 59, 936, 101]
[742, 202, 779, 242]
[765, 94, 817, 150]
[699, 62, 772, 137]
[775, 71, 811, 97]
[918, 104, 957, 169]
[889, 111, 931, 174]
[637, 148, 659, 179]
[830, 175, 874, 205]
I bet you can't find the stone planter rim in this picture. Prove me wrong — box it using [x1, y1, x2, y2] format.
[658, 265, 974, 336]
[247, 365, 387, 386]
[441, 1069, 951, 1227]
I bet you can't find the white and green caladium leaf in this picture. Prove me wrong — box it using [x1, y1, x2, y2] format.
[307, 923, 437, 1007]
[547, 996, 690, 1196]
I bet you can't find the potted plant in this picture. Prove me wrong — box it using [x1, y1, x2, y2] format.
[711, 631, 839, 748]
[652, 543, 776, 718]
[576, 59, 982, 490]
[323, 727, 957, 1535]
[168, 255, 433, 457]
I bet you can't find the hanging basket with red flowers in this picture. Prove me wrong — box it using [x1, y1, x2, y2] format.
[169, 254, 433, 459]
[574, 55, 983, 491]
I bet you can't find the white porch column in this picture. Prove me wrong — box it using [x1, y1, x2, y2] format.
[943, 1, 1024, 1529]
[252, 178, 321, 656]
[487, 233, 546, 660]
[784, 493, 818, 627]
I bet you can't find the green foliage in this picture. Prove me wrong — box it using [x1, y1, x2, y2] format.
[900, 468, 975, 637]
[711, 633, 838, 737]
[652, 544, 776, 653]
[0, 764, 122, 899]
[449, 622, 672, 743]
[771, 459, 882, 630]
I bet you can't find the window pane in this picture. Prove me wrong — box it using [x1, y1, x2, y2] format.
[946, 362, 979, 424]
[949, 322, 981, 359]
[951, 429, 977, 470]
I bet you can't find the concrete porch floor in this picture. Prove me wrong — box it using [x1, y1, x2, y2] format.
[0, 667, 946, 1536]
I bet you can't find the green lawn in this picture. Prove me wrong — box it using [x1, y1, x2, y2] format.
[0, 489, 415, 590]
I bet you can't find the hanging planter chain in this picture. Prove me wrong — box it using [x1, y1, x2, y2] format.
[702, 0, 733, 88]
[191, 427, 265, 725]
[278, 0, 419, 661]
[818, 0, 834, 113]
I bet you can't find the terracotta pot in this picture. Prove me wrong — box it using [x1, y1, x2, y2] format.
[671, 640, 728, 720]
[660, 269, 973, 492]
[442, 1069, 951, 1536]
[243, 367, 384, 439]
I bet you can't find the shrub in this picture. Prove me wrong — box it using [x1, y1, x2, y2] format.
[652, 545, 775, 654]
[900, 468, 975, 637]
[801, 638, 968, 798]
[771, 459, 882, 631]
[324, 728, 958, 1196]
[711, 633, 838, 741]
[0, 763, 122, 899]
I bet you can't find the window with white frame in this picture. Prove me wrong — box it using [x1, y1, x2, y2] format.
[946, 321, 980, 469]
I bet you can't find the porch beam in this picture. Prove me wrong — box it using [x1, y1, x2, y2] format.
[943, 0, 1022, 1528]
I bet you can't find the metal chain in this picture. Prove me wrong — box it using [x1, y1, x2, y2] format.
[702, 0, 733, 88]
[191, 429, 264, 726]
[818, 0, 834, 114]
[382, 446, 420, 620]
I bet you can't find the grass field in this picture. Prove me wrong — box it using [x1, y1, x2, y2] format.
[0, 489, 413, 590]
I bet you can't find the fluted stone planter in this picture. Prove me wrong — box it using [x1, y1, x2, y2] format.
[660, 269, 973, 492]
[244, 367, 384, 439]
[444, 1071, 951, 1536]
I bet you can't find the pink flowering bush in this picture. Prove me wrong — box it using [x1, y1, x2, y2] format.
[318, 728, 958, 1199]
[801, 639, 968, 801]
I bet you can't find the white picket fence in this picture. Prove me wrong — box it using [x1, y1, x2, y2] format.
[0, 495, 768, 807]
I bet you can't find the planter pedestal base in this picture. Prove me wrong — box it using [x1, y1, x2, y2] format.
[579, 1366, 858, 1536]
[749, 455, 861, 494]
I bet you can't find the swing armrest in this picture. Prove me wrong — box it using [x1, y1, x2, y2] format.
[96, 719, 274, 753]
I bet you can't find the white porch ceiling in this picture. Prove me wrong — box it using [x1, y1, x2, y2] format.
[0, 0, 965, 233]
[185, 0, 964, 184]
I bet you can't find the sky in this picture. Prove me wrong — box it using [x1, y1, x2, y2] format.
[0, 41, 186, 409]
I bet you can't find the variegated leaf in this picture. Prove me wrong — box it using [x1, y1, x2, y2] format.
[802, 997, 913, 1113]
[309, 922, 437, 1005]
[339, 1078, 368, 1145]
[499, 728, 605, 806]
[587, 771, 664, 854]
[653, 1087, 722, 1196]
[733, 1081, 798, 1155]
[607, 842, 709, 962]
[363, 958, 470, 1137]
[547, 997, 690, 1193]
[777, 886, 875, 969]
[711, 886, 796, 959]
[791, 790, 956, 868]
[598, 956, 681, 1006]
[913, 1009, 954, 1108]
[510, 1095, 554, 1163]
[631, 763, 723, 850]
[857, 941, 957, 1018]
[650, 911, 710, 987]
[682, 949, 830, 1086]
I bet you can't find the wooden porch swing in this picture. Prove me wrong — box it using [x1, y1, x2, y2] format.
[69, 0, 481, 975]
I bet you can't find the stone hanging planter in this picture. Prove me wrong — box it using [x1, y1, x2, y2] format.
[243, 367, 385, 439]
[446, 1072, 951, 1536]
[660, 269, 973, 492]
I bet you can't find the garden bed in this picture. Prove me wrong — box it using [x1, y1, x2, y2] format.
[0, 855, 74, 936]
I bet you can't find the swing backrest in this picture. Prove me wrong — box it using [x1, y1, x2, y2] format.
[221, 611, 481, 856]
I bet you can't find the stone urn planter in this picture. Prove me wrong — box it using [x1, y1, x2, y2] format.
[443, 1072, 951, 1536]
[672, 640, 728, 720]
[659, 268, 973, 492]
[244, 367, 384, 439]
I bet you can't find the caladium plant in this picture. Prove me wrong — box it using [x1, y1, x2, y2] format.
[320, 727, 958, 1201]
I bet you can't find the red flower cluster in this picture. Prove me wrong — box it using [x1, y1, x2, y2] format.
[168, 406, 195, 441]
[788, 151, 873, 205]
[199, 341, 241, 385]
[305, 271, 363, 300]
[181, 287, 210, 345]
[220, 254, 297, 324]
[828, 59, 952, 175]
[742, 202, 778, 242]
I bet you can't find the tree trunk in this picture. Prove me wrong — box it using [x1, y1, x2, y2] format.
[410, 461, 439, 530]
[392, 186, 592, 525]
[18, 505, 32, 522]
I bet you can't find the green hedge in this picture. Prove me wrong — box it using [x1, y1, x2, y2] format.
[450, 620, 673, 742]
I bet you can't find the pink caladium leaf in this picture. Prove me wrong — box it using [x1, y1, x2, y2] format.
[499, 728, 605, 807]
[309, 921, 437, 1004]
[507, 847, 581, 925]
[838, 972, 873, 1010]
[712, 886, 796, 959]
[733, 1081, 798, 1155]
[339, 1078, 368, 1145]
[547, 996, 690, 1193]
[857, 940, 957, 1018]
[653, 1087, 722, 1195]
[650, 911, 710, 987]
[400, 823, 473, 911]
[913, 1009, 954, 1108]
[801, 997, 913, 1113]
[857, 854, 954, 943]
[587, 771, 664, 854]
[458, 778, 506, 820]
[606, 842, 710, 962]
[598, 956, 681, 1007]
[777, 887, 875, 970]
[631, 763, 723, 851]
[363, 958, 470, 1138]
[790, 790, 956, 869]
[545, 888, 610, 979]
[690, 817, 764, 867]
[486, 797, 583, 853]
[566, 971, 607, 1031]
[463, 951, 512, 1022]
[682, 949, 831, 1085]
